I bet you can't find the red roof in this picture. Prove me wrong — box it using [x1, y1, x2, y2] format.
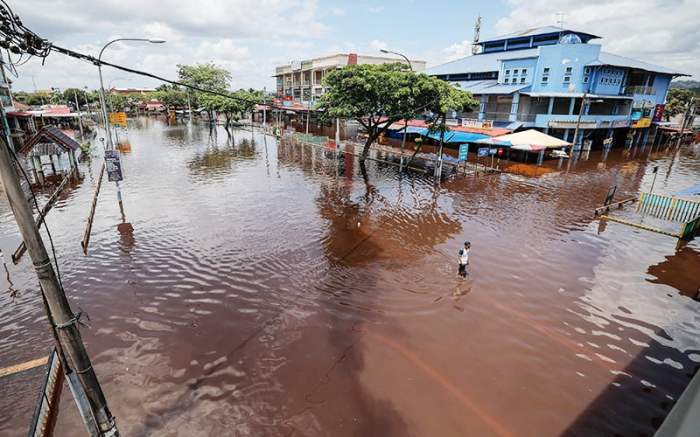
[389, 119, 511, 137]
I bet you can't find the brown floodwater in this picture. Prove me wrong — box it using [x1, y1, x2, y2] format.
[1, 117, 699, 436]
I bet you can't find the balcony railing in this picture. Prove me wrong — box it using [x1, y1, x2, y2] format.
[623, 86, 656, 96]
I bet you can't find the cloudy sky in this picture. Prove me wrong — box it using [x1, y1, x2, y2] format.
[7, 0, 699, 92]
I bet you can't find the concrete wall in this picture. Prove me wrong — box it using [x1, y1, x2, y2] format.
[500, 58, 537, 85]
[530, 43, 602, 94]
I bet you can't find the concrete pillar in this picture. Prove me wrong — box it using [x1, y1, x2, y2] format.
[563, 128, 570, 142]
[478, 95, 488, 121]
[509, 93, 520, 122]
[547, 97, 554, 115]
[568, 97, 576, 115]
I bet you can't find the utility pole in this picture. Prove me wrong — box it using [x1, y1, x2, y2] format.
[675, 97, 695, 149]
[74, 90, 84, 139]
[0, 107, 119, 436]
[570, 92, 586, 158]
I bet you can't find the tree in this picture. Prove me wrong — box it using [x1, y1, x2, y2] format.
[155, 84, 188, 109]
[177, 63, 232, 119]
[200, 89, 261, 129]
[665, 88, 695, 121]
[318, 63, 477, 158]
[106, 93, 129, 112]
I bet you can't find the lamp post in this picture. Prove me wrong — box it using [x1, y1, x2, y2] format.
[380, 49, 413, 170]
[97, 38, 165, 219]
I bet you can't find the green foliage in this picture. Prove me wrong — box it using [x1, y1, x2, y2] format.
[317, 63, 476, 157]
[665, 88, 695, 121]
[200, 88, 263, 127]
[155, 84, 189, 109]
[177, 63, 232, 109]
[13, 91, 46, 106]
[107, 93, 129, 111]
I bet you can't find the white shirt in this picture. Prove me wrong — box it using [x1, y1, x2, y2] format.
[459, 248, 469, 265]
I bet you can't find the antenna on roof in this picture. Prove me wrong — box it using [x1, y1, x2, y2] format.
[472, 14, 482, 55]
[556, 12, 567, 28]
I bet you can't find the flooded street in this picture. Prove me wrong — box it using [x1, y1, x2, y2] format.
[1, 117, 699, 436]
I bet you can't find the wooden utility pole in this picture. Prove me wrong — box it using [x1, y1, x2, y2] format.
[0, 109, 119, 436]
[675, 97, 695, 149]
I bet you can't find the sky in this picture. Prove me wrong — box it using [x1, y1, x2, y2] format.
[6, 0, 700, 93]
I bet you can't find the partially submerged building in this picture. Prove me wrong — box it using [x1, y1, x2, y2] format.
[18, 126, 81, 185]
[427, 26, 688, 149]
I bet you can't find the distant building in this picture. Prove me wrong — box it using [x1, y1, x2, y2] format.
[274, 53, 426, 104]
[426, 26, 688, 149]
[110, 87, 156, 96]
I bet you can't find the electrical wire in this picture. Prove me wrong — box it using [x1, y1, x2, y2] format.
[1, 133, 66, 293]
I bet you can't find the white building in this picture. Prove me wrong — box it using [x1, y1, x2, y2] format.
[274, 53, 426, 104]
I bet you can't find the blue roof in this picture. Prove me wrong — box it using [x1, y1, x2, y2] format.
[425, 130, 489, 143]
[453, 80, 530, 95]
[479, 26, 600, 45]
[591, 52, 688, 76]
[426, 48, 539, 76]
[674, 183, 700, 197]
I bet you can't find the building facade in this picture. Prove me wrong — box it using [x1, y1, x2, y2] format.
[274, 53, 426, 104]
[427, 26, 687, 149]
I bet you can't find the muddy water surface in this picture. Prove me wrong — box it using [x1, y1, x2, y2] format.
[1, 117, 699, 436]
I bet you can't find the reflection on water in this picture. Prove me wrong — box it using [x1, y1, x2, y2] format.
[0, 117, 698, 436]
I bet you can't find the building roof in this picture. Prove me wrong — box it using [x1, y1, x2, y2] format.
[427, 48, 539, 76]
[18, 126, 80, 156]
[428, 48, 686, 78]
[453, 80, 530, 95]
[590, 52, 688, 76]
[480, 26, 601, 44]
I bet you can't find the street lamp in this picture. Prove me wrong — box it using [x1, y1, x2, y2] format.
[96, 37, 165, 220]
[379, 48, 413, 71]
[97, 38, 165, 150]
[380, 48, 413, 170]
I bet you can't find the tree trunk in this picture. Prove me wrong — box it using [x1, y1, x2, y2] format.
[362, 128, 378, 159]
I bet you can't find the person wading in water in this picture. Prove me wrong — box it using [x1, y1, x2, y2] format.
[458, 241, 470, 278]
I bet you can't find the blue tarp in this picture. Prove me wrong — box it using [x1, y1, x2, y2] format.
[424, 130, 489, 143]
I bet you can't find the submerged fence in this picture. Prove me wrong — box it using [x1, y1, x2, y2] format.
[637, 192, 700, 223]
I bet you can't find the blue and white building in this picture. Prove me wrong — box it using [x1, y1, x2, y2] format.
[427, 26, 688, 149]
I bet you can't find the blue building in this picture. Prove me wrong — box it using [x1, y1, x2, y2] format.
[427, 26, 688, 149]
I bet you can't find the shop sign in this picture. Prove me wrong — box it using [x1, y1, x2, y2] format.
[462, 118, 493, 129]
[632, 118, 651, 128]
[653, 104, 665, 122]
[548, 120, 597, 129]
[612, 119, 630, 128]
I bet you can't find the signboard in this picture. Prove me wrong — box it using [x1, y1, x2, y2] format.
[458, 143, 469, 161]
[548, 120, 598, 129]
[290, 60, 302, 71]
[462, 118, 493, 129]
[477, 147, 489, 158]
[104, 150, 123, 182]
[108, 111, 127, 127]
[489, 148, 497, 156]
[630, 109, 643, 121]
[632, 118, 651, 128]
[653, 104, 665, 123]
[612, 119, 630, 129]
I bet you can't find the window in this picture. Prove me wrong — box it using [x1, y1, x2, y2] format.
[541, 76, 549, 83]
[563, 76, 570, 83]
[543, 67, 550, 74]
[520, 77, 526, 83]
[505, 69, 510, 75]
[584, 67, 591, 75]
[565, 66, 573, 73]
[504, 78, 509, 84]
[521, 68, 527, 75]
[583, 76, 589, 84]
[513, 69, 519, 75]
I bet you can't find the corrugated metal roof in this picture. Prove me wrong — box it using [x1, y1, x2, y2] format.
[482, 26, 600, 43]
[453, 80, 530, 95]
[592, 52, 688, 76]
[426, 48, 539, 76]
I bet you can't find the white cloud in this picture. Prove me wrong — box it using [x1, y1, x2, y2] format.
[369, 39, 388, 51]
[367, 6, 385, 13]
[330, 7, 345, 16]
[495, 0, 700, 79]
[442, 40, 475, 62]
